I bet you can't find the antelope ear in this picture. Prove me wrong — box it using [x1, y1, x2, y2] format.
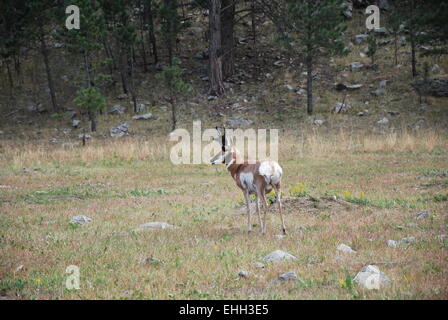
[215, 127, 222, 136]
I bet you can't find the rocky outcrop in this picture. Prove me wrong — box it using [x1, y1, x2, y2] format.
[411, 78, 448, 97]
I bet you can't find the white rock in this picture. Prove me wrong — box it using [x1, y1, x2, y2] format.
[238, 270, 249, 278]
[71, 215, 92, 225]
[253, 262, 265, 269]
[284, 84, 294, 91]
[262, 250, 297, 262]
[337, 244, 357, 254]
[350, 62, 364, 72]
[314, 119, 324, 126]
[132, 113, 153, 120]
[354, 265, 391, 289]
[387, 240, 398, 247]
[377, 117, 389, 125]
[415, 210, 430, 219]
[278, 271, 298, 281]
[135, 222, 178, 231]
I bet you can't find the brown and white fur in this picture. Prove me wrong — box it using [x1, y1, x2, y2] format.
[210, 128, 286, 235]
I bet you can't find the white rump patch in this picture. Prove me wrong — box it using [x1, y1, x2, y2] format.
[259, 161, 282, 185]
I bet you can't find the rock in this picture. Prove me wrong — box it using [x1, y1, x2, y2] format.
[135, 222, 178, 231]
[354, 265, 391, 289]
[372, 27, 388, 35]
[314, 119, 324, 126]
[238, 270, 249, 278]
[278, 271, 298, 281]
[342, 1, 353, 19]
[431, 64, 440, 74]
[62, 142, 80, 147]
[194, 51, 208, 60]
[262, 250, 297, 262]
[379, 0, 392, 11]
[27, 103, 46, 113]
[333, 102, 351, 113]
[132, 113, 153, 120]
[109, 105, 126, 114]
[371, 88, 386, 96]
[411, 78, 448, 97]
[387, 111, 400, 116]
[377, 117, 389, 125]
[136, 104, 147, 113]
[138, 256, 162, 265]
[284, 84, 294, 91]
[207, 95, 217, 101]
[273, 60, 284, 67]
[379, 80, 388, 87]
[71, 215, 92, 225]
[387, 240, 399, 247]
[415, 210, 430, 219]
[253, 262, 265, 269]
[387, 237, 416, 247]
[78, 133, 91, 139]
[378, 39, 391, 46]
[350, 62, 364, 72]
[117, 93, 128, 100]
[274, 234, 285, 240]
[335, 83, 363, 91]
[110, 122, 129, 138]
[354, 34, 368, 44]
[227, 118, 253, 126]
[72, 120, 80, 128]
[337, 244, 357, 254]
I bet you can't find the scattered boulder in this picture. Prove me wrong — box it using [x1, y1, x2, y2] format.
[117, 93, 128, 100]
[194, 51, 208, 60]
[387, 237, 416, 247]
[262, 250, 297, 262]
[354, 34, 368, 44]
[350, 62, 365, 72]
[71, 215, 92, 225]
[27, 103, 46, 113]
[278, 271, 298, 281]
[132, 113, 153, 120]
[227, 118, 253, 126]
[136, 104, 147, 113]
[354, 265, 391, 289]
[253, 262, 265, 269]
[78, 133, 91, 139]
[377, 117, 389, 125]
[238, 270, 249, 278]
[379, 80, 388, 87]
[314, 119, 324, 126]
[333, 102, 351, 113]
[372, 27, 388, 35]
[411, 78, 448, 97]
[335, 83, 363, 91]
[135, 222, 178, 231]
[378, 39, 391, 46]
[72, 120, 80, 128]
[341, 1, 353, 19]
[284, 84, 295, 91]
[387, 110, 400, 116]
[110, 122, 130, 138]
[415, 210, 430, 219]
[337, 244, 357, 254]
[109, 105, 126, 115]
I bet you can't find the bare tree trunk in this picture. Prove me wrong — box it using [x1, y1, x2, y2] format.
[209, 0, 225, 96]
[40, 34, 59, 112]
[251, 0, 256, 43]
[394, 33, 398, 65]
[221, 0, 235, 79]
[144, 0, 158, 64]
[410, 0, 417, 77]
[306, 53, 313, 115]
[170, 95, 176, 131]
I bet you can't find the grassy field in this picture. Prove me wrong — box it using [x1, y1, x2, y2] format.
[1, 129, 447, 300]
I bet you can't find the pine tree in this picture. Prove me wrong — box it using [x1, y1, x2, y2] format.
[279, 0, 348, 115]
[73, 87, 106, 132]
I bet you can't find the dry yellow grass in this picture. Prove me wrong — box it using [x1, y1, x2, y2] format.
[0, 128, 447, 300]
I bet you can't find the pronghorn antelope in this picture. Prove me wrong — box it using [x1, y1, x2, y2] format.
[210, 127, 286, 234]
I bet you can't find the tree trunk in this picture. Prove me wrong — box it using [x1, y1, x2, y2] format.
[209, 0, 225, 96]
[170, 95, 176, 131]
[40, 34, 59, 112]
[410, 0, 417, 77]
[251, 0, 256, 43]
[306, 54, 313, 115]
[221, 0, 235, 79]
[144, 0, 158, 64]
[394, 33, 398, 65]
[88, 109, 97, 132]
